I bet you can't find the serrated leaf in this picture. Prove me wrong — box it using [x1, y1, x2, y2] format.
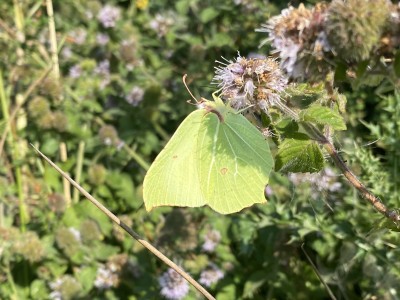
[275, 135, 324, 173]
[301, 105, 346, 130]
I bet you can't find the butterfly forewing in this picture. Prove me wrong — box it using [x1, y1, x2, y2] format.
[143, 110, 206, 211]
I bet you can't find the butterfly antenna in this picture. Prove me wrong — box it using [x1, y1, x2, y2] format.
[183, 74, 198, 104]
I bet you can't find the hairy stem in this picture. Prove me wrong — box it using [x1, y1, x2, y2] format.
[302, 122, 400, 222]
[278, 100, 400, 223]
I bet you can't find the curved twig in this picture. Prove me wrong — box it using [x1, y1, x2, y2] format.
[31, 144, 215, 300]
[302, 122, 400, 223]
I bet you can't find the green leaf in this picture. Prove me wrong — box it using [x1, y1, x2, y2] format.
[143, 95, 274, 214]
[275, 134, 324, 173]
[75, 266, 97, 293]
[30, 280, 48, 299]
[300, 105, 347, 130]
[216, 284, 236, 300]
[243, 271, 268, 298]
[92, 243, 119, 260]
[199, 7, 219, 23]
[74, 201, 113, 235]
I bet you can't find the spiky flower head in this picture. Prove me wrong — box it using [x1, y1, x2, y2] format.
[325, 0, 390, 62]
[214, 54, 288, 114]
[199, 265, 224, 287]
[258, 3, 331, 81]
[158, 268, 189, 300]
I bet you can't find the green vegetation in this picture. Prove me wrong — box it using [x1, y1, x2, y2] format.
[0, 0, 399, 299]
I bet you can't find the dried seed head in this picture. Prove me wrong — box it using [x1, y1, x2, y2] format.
[99, 125, 121, 147]
[258, 3, 332, 81]
[88, 164, 107, 185]
[326, 0, 390, 62]
[80, 219, 103, 244]
[28, 96, 50, 119]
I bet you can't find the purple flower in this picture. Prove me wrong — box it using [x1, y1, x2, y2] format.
[202, 229, 221, 253]
[289, 167, 342, 199]
[265, 185, 273, 197]
[125, 86, 144, 106]
[94, 60, 111, 88]
[149, 13, 175, 37]
[97, 5, 120, 28]
[68, 65, 82, 78]
[95, 60, 110, 76]
[158, 268, 189, 300]
[213, 54, 288, 113]
[96, 33, 110, 45]
[61, 47, 73, 60]
[94, 265, 118, 290]
[69, 28, 87, 45]
[199, 265, 224, 287]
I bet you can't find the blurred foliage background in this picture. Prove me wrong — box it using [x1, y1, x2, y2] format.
[0, 0, 399, 299]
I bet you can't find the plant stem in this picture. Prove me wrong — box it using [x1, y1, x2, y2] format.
[279, 100, 400, 223]
[300, 119, 400, 222]
[4, 261, 19, 300]
[46, 0, 59, 79]
[59, 143, 71, 206]
[0, 66, 52, 167]
[0, 70, 28, 232]
[122, 143, 150, 171]
[31, 145, 215, 300]
[73, 139, 85, 203]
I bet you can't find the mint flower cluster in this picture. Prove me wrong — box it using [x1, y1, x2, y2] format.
[258, 0, 395, 81]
